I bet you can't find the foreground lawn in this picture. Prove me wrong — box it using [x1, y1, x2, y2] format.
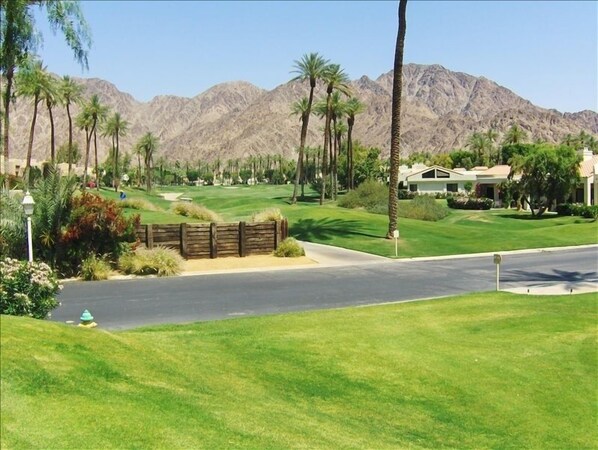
[103, 185, 598, 257]
[2, 292, 596, 448]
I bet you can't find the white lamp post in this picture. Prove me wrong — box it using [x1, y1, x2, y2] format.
[22, 191, 35, 263]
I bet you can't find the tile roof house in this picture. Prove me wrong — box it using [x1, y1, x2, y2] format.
[577, 148, 598, 205]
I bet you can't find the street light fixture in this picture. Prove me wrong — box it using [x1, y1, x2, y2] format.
[21, 191, 35, 263]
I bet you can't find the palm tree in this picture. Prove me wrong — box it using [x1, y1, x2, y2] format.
[15, 59, 52, 187]
[387, 0, 408, 239]
[290, 97, 311, 196]
[289, 52, 329, 204]
[77, 95, 108, 189]
[1, 0, 91, 183]
[345, 97, 365, 190]
[329, 91, 346, 199]
[75, 107, 92, 188]
[42, 74, 60, 164]
[467, 132, 491, 166]
[137, 132, 158, 191]
[319, 63, 351, 205]
[103, 112, 129, 191]
[59, 76, 85, 173]
[503, 123, 528, 145]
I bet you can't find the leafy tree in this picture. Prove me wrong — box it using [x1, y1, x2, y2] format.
[59, 75, 85, 173]
[344, 97, 365, 190]
[388, 0, 408, 239]
[1, 0, 90, 182]
[289, 52, 329, 204]
[449, 149, 475, 169]
[430, 153, 453, 168]
[467, 131, 491, 166]
[511, 144, 581, 217]
[56, 142, 81, 164]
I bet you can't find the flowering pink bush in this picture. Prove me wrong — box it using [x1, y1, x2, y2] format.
[0, 258, 62, 319]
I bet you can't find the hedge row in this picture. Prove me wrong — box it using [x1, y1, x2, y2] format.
[446, 197, 494, 210]
[556, 203, 598, 219]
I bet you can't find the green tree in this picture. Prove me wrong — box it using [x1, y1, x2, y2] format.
[42, 74, 60, 164]
[56, 141, 81, 164]
[388, 0, 408, 239]
[15, 58, 52, 187]
[102, 112, 129, 191]
[59, 75, 85, 173]
[137, 132, 159, 192]
[503, 123, 528, 146]
[467, 131, 491, 166]
[1, 0, 90, 182]
[289, 52, 329, 204]
[78, 95, 108, 189]
[344, 97, 365, 190]
[511, 144, 581, 217]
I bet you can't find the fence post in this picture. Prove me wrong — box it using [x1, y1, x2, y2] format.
[274, 220, 281, 249]
[146, 224, 154, 249]
[283, 218, 289, 240]
[238, 221, 247, 257]
[180, 223, 188, 258]
[210, 223, 218, 259]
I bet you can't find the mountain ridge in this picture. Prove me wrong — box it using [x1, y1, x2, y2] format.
[7, 63, 597, 164]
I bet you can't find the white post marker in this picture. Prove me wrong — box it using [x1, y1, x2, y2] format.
[493, 254, 502, 291]
[393, 229, 399, 257]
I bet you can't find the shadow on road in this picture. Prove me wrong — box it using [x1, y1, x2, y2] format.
[502, 268, 598, 290]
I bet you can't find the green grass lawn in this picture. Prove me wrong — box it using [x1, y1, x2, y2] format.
[2, 291, 596, 448]
[103, 185, 598, 257]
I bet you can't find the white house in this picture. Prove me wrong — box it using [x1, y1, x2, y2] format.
[577, 148, 598, 206]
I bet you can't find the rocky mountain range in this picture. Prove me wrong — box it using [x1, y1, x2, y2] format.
[7, 63, 598, 165]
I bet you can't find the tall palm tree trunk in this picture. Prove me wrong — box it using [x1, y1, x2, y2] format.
[67, 103, 74, 173]
[2, 68, 14, 186]
[25, 96, 40, 188]
[47, 101, 56, 164]
[347, 119, 354, 189]
[387, 0, 407, 239]
[332, 117, 338, 199]
[82, 127, 91, 190]
[291, 87, 315, 203]
[93, 128, 100, 190]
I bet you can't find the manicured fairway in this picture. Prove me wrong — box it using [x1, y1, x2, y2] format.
[101, 185, 598, 258]
[1, 291, 596, 448]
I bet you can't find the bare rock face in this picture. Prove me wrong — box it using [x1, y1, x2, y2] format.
[6, 64, 597, 164]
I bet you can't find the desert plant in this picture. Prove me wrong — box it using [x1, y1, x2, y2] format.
[170, 202, 222, 222]
[119, 246, 183, 277]
[251, 208, 284, 222]
[119, 198, 161, 211]
[273, 238, 305, 258]
[0, 191, 26, 259]
[398, 196, 449, 221]
[0, 258, 61, 319]
[80, 254, 111, 281]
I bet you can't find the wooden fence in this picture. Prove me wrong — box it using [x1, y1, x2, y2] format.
[135, 219, 289, 259]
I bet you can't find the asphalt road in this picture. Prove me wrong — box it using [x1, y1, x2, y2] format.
[52, 247, 598, 330]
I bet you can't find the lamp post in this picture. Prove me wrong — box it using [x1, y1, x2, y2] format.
[22, 191, 35, 263]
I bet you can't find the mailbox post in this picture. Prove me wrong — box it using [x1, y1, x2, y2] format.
[493, 254, 502, 291]
[393, 229, 399, 257]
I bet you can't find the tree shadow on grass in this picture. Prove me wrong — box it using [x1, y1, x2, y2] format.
[291, 217, 384, 242]
[274, 195, 322, 205]
[500, 213, 563, 221]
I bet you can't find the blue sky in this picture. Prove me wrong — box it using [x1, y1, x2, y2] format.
[33, 1, 597, 113]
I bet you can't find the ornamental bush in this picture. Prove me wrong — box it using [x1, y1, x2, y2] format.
[447, 196, 494, 210]
[118, 246, 183, 277]
[170, 202, 222, 222]
[0, 258, 61, 319]
[273, 238, 305, 258]
[338, 179, 388, 213]
[398, 195, 449, 221]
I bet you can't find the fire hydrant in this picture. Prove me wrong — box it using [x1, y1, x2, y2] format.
[78, 309, 97, 328]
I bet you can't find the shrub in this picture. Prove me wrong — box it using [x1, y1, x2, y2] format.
[0, 191, 26, 259]
[338, 179, 388, 213]
[119, 246, 183, 277]
[556, 203, 597, 219]
[80, 255, 111, 281]
[60, 193, 140, 276]
[580, 205, 598, 219]
[170, 202, 222, 222]
[119, 198, 160, 211]
[0, 258, 61, 319]
[251, 208, 283, 222]
[273, 238, 305, 258]
[398, 196, 449, 221]
[447, 196, 493, 210]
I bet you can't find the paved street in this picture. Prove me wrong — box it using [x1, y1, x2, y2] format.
[52, 246, 598, 330]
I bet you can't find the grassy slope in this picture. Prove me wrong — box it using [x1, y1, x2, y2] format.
[105, 185, 598, 258]
[2, 292, 597, 449]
